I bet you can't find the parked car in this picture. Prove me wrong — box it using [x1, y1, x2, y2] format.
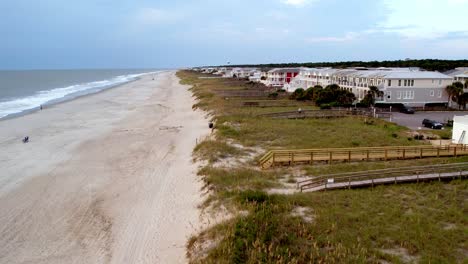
[400, 105, 415, 114]
[422, 119, 443, 129]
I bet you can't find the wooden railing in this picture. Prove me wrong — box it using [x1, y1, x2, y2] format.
[259, 144, 468, 169]
[257, 109, 391, 119]
[297, 162, 468, 192]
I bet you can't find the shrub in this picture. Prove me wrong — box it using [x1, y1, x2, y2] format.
[268, 92, 279, 99]
[320, 104, 332, 109]
[239, 190, 270, 204]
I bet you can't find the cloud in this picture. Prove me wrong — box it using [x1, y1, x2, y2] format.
[379, 0, 468, 39]
[134, 8, 182, 25]
[281, 0, 317, 7]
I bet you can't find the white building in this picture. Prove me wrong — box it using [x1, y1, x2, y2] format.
[263, 68, 303, 87]
[223, 67, 259, 78]
[452, 115, 468, 144]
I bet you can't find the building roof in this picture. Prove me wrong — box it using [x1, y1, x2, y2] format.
[445, 67, 468, 77]
[269, 67, 306, 73]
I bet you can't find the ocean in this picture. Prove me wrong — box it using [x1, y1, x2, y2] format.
[0, 69, 161, 119]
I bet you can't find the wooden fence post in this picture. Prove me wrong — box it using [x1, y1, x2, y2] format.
[272, 153, 276, 167]
[454, 146, 457, 157]
[420, 148, 423, 159]
[403, 149, 406, 159]
[348, 151, 351, 163]
[437, 148, 440, 158]
[310, 152, 313, 165]
[367, 150, 370, 161]
[385, 149, 388, 161]
[329, 151, 332, 165]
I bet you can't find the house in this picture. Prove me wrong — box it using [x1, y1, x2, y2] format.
[445, 67, 468, 83]
[287, 67, 453, 106]
[375, 70, 452, 106]
[452, 115, 468, 144]
[263, 68, 302, 87]
[248, 70, 266, 82]
[223, 68, 258, 78]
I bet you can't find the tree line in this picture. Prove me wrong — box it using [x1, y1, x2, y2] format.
[220, 59, 468, 73]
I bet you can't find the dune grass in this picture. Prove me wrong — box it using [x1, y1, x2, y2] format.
[191, 181, 467, 263]
[178, 70, 468, 263]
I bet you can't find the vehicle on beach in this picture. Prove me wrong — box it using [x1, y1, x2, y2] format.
[400, 105, 415, 114]
[422, 119, 443, 129]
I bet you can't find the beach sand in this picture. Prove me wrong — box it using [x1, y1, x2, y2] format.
[0, 71, 209, 263]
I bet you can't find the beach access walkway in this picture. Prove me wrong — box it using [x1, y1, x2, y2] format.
[259, 144, 468, 169]
[297, 163, 468, 192]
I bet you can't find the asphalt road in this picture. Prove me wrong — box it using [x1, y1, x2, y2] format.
[389, 111, 468, 130]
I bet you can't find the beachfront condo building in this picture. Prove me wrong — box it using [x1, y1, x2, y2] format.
[262, 68, 302, 87]
[286, 67, 453, 107]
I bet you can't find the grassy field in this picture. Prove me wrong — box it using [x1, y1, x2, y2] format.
[178, 70, 468, 263]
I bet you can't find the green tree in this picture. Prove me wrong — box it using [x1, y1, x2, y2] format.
[289, 88, 305, 100]
[304, 87, 315, 100]
[452, 82, 466, 109]
[360, 86, 383, 107]
[446, 84, 456, 107]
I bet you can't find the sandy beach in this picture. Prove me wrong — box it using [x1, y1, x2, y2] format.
[0, 71, 209, 263]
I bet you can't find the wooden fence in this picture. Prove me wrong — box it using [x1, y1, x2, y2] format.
[257, 109, 391, 119]
[259, 144, 468, 169]
[297, 162, 468, 192]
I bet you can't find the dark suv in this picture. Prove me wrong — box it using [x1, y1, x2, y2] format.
[400, 105, 415, 114]
[422, 119, 443, 129]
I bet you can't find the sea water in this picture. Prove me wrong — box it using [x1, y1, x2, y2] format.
[0, 69, 161, 119]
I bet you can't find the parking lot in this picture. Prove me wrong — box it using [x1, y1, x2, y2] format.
[388, 111, 468, 130]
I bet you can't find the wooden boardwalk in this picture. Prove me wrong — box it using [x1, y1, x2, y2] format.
[297, 163, 468, 192]
[259, 145, 468, 169]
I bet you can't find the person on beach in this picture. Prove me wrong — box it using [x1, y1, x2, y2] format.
[40, 105, 43, 110]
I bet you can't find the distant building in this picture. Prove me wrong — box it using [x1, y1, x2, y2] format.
[445, 67, 468, 83]
[263, 68, 302, 87]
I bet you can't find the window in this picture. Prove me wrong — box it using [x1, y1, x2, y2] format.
[439, 80, 442, 85]
[411, 80, 414, 86]
[438, 90, 442, 98]
[404, 80, 407, 86]
[403, 90, 415, 99]
[430, 90, 435, 96]
[398, 80, 401, 86]
[397, 91, 402, 99]
[388, 80, 392, 86]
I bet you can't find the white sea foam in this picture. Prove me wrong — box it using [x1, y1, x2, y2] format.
[0, 72, 153, 119]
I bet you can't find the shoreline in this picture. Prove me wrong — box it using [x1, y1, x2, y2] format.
[0, 70, 168, 122]
[0, 71, 209, 263]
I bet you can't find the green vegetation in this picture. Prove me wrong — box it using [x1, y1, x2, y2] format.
[194, 140, 244, 163]
[290, 84, 356, 107]
[177, 70, 468, 263]
[191, 181, 468, 263]
[446, 81, 468, 110]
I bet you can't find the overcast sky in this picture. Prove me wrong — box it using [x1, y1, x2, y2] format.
[1, 0, 468, 69]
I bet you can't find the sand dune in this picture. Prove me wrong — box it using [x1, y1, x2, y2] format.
[0, 71, 208, 263]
